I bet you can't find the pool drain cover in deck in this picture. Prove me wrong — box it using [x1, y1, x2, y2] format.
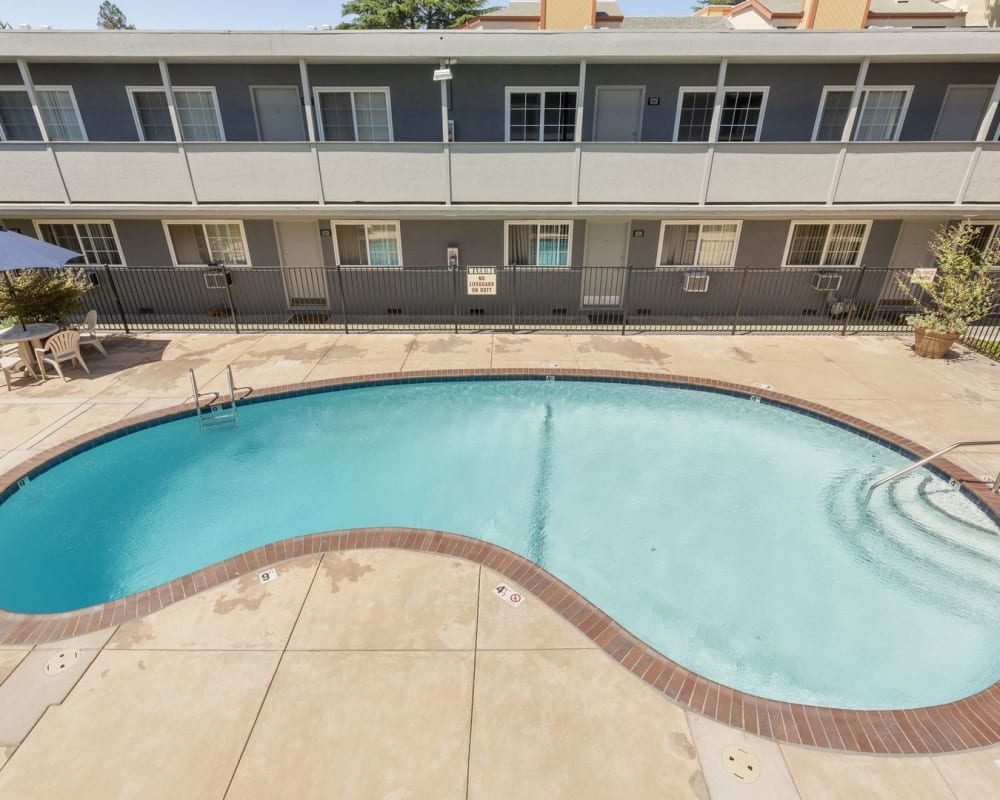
[722, 745, 759, 783]
[44, 649, 80, 676]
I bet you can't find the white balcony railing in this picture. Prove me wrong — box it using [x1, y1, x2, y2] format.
[0, 139, 996, 209]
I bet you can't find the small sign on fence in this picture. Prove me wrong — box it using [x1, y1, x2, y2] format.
[467, 267, 497, 296]
[910, 267, 937, 285]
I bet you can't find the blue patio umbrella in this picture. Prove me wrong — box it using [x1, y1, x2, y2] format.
[0, 225, 83, 331]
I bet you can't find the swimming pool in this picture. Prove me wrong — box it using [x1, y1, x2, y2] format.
[1, 376, 998, 711]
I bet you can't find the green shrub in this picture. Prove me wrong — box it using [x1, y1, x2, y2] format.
[0, 268, 92, 326]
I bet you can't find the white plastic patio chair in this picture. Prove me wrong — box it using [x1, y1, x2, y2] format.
[0, 354, 36, 390]
[35, 330, 89, 382]
[77, 309, 108, 357]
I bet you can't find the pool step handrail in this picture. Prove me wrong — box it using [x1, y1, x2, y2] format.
[865, 440, 1000, 503]
[189, 365, 252, 430]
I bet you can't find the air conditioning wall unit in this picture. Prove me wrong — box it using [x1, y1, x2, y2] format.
[683, 271, 710, 293]
[812, 272, 843, 292]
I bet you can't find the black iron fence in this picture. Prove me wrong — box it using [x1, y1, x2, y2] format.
[72, 264, 1000, 353]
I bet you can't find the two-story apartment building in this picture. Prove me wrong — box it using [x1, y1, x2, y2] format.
[0, 27, 998, 327]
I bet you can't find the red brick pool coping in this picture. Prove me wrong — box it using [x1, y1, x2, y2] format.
[2, 368, 1000, 756]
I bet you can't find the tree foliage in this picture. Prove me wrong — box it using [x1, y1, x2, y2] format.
[0, 269, 91, 325]
[691, 0, 741, 11]
[898, 222, 999, 335]
[338, 0, 499, 29]
[97, 2, 135, 30]
[0, 21, 11, 30]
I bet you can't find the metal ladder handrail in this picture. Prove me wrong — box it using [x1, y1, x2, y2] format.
[865, 440, 1000, 502]
[189, 365, 251, 429]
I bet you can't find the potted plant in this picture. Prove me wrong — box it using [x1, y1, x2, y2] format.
[898, 222, 999, 359]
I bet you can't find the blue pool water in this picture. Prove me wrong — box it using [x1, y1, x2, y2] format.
[2, 379, 999, 710]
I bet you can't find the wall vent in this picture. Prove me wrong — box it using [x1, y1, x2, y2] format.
[468, 308, 486, 315]
[386, 307, 403, 315]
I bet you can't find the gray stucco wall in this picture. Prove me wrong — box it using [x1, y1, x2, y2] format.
[168, 63, 303, 142]
[306, 64, 442, 142]
[862, 220, 902, 267]
[27, 62, 162, 141]
[866, 62, 1000, 141]
[450, 64, 581, 142]
[116, 220, 173, 266]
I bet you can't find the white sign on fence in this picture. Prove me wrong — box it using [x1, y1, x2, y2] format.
[910, 267, 938, 285]
[467, 267, 497, 296]
[493, 584, 524, 607]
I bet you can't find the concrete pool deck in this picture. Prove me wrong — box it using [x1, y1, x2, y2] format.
[2, 332, 1000, 798]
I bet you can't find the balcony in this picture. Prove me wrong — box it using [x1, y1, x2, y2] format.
[0, 140, 996, 209]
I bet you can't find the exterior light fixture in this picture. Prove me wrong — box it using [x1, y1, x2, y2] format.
[433, 67, 453, 81]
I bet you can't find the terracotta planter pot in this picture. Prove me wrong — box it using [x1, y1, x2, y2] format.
[913, 327, 961, 359]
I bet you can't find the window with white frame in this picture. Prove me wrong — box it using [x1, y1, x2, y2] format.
[783, 222, 870, 268]
[173, 89, 224, 141]
[657, 222, 741, 269]
[506, 88, 577, 142]
[0, 88, 42, 140]
[127, 88, 176, 142]
[967, 223, 1000, 265]
[813, 86, 911, 142]
[0, 86, 85, 141]
[506, 222, 572, 266]
[315, 89, 392, 142]
[675, 88, 767, 143]
[35, 87, 87, 141]
[333, 222, 401, 266]
[36, 222, 124, 265]
[165, 222, 248, 266]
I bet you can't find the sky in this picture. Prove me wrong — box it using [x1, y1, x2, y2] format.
[2, 0, 696, 30]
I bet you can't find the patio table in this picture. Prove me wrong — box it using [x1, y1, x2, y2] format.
[0, 322, 59, 373]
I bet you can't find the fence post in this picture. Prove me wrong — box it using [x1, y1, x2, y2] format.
[731, 266, 749, 335]
[452, 264, 459, 334]
[621, 264, 632, 335]
[101, 263, 130, 334]
[333, 265, 349, 334]
[221, 268, 240, 333]
[842, 264, 867, 337]
[510, 264, 517, 334]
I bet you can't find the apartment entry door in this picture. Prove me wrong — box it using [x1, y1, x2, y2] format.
[932, 86, 991, 141]
[276, 221, 329, 308]
[253, 86, 307, 141]
[581, 221, 629, 308]
[593, 86, 644, 142]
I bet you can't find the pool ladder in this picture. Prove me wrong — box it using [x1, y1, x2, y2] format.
[189, 365, 252, 430]
[865, 440, 1000, 503]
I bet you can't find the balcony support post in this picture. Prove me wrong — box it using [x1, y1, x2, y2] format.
[571, 59, 587, 206]
[299, 59, 327, 204]
[975, 72, 1000, 143]
[159, 60, 198, 205]
[841, 58, 870, 144]
[440, 59, 453, 205]
[17, 59, 72, 204]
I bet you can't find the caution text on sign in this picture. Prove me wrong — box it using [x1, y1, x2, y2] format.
[467, 266, 497, 296]
[493, 584, 524, 607]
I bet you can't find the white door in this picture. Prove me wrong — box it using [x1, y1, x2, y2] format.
[593, 87, 644, 142]
[253, 86, 307, 142]
[276, 221, 329, 308]
[581, 221, 630, 307]
[932, 86, 991, 141]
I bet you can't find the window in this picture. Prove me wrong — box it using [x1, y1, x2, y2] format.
[0, 88, 42, 141]
[127, 87, 222, 141]
[0, 86, 85, 141]
[813, 86, 911, 142]
[127, 87, 176, 142]
[966, 223, 1000, 264]
[675, 87, 767, 143]
[506, 88, 577, 142]
[783, 222, 870, 268]
[657, 222, 741, 269]
[315, 89, 392, 142]
[35, 222, 124, 265]
[506, 222, 572, 266]
[164, 222, 249, 266]
[35, 88, 87, 141]
[173, 89, 224, 142]
[333, 222, 401, 266]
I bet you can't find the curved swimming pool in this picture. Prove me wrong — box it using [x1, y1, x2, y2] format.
[1, 377, 998, 710]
